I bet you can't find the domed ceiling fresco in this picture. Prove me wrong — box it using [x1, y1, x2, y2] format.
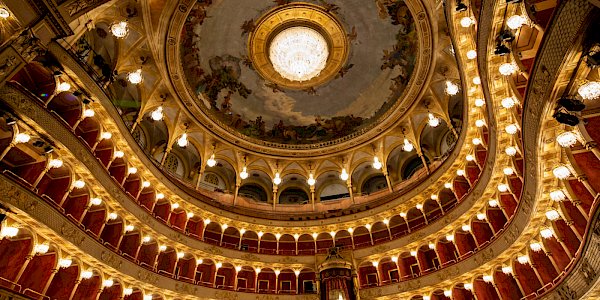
[181, 0, 419, 145]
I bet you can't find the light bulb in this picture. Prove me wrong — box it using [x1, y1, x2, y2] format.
[475, 119, 486, 127]
[240, 166, 249, 179]
[128, 167, 138, 174]
[540, 228, 554, 239]
[143, 295, 153, 300]
[123, 288, 133, 296]
[258, 231, 264, 237]
[502, 265, 513, 274]
[430, 194, 438, 200]
[125, 225, 135, 232]
[142, 236, 151, 243]
[159, 245, 167, 252]
[73, 180, 85, 189]
[177, 252, 185, 259]
[456, 169, 465, 176]
[445, 81, 459, 96]
[80, 270, 93, 279]
[372, 156, 382, 170]
[187, 212, 194, 218]
[383, 218, 389, 225]
[15, 133, 30, 143]
[444, 290, 452, 297]
[34, 244, 49, 254]
[410, 250, 417, 256]
[466, 50, 477, 59]
[391, 256, 398, 263]
[416, 203, 423, 210]
[255, 267, 262, 274]
[483, 275, 493, 283]
[108, 212, 118, 220]
[503, 167, 514, 176]
[475, 98, 485, 107]
[151, 106, 164, 121]
[372, 261, 379, 267]
[365, 224, 372, 230]
[505, 146, 517, 156]
[113, 150, 125, 158]
[307, 173, 316, 186]
[273, 173, 282, 185]
[477, 213, 486, 220]
[464, 283, 473, 290]
[488, 199, 499, 207]
[101, 132, 112, 140]
[206, 154, 217, 167]
[460, 17, 474, 27]
[497, 184, 509, 192]
[171, 202, 179, 209]
[59, 258, 72, 268]
[83, 109, 95, 118]
[530, 242, 542, 252]
[110, 21, 129, 38]
[507, 15, 527, 29]
[552, 165, 571, 180]
[472, 76, 481, 85]
[462, 224, 471, 231]
[340, 168, 349, 181]
[472, 137, 482, 145]
[578, 81, 600, 100]
[428, 113, 440, 127]
[127, 69, 143, 84]
[428, 243, 435, 249]
[446, 234, 454, 241]
[466, 154, 475, 161]
[347, 227, 354, 233]
[90, 197, 102, 206]
[142, 181, 151, 188]
[550, 190, 566, 202]
[204, 218, 211, 225]
[403, 138, 414, 152]
[48, 159, 63, 168]
[155, 193, 164, 200]
[0, 8, 10, 19]
[499, 62, 519, 76]
[501, 97, 518, 109]
[295, 270, 301, 276]
[57, 82, 71, 92]
[444, 182, 452, 189]
[236, 266, 242, 272]
[222, 224, 228, 230]
[556, 131, 579, 148]
[505, 124, 519, 135]
[545, 210, 560, 221]
[177, 133, 188, 147]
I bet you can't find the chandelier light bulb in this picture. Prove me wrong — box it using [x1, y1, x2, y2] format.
[57, 81, 71, 92]
[143, 295, 153, 300]
[505, 146, 517, 156]
[446, 234, 454, 241]
[475, 119, 486, 127]
[307, 173, 316, 186]
[578, 81, 600, 100]
[428, 243, 435, 249]
[34, 243, 49, 254]
[269, 27, 329, 82]
[460, 17, 474, 27]
[530, 242, 542, 252]
[159, 245, 167, 252]
[497, 183, 509, 192]
[273, 173, 282, 185]
[462, 224, 471, 231]
[372, 156, 383, 170]
[204, 218, 211, 225]
[545, 210, 561, 221]
[236, 266, 242, 272]
[428, 113, 440, 127]
[550, 190, 567, 202]
[466, 50, 477, 59]
[444, 290, 452, 297]
[83, 108, 95, 118]
[475, 98, 485, 107]
[340, 168, 349, 181]
[416, 203, 423, 210]
[501, 97, 518, 109]
[445, 81, 459, 96]
[464, 283, 473, 290]
[187, 212, 194, 218]
[403, 138, 414, 152]
[391, 256, 398, 263]
[488, 199, 499, 207]
[73, 180, 85, 189]
[477, 213, 486, 220]
[171, 202, 179, 209]
[101, 132, 112, 140]
[59, 258, 73, 268]
[483, 275, 493, 283]
[48, 159, 63, 168]
[151, 106, 164, 121]
[507, 15, 527, 30]
[128, 167, 138, 174]
[0, 226, 18, 238]
[15, 133, 31, 144]
[456, 169, 465, 176]
[472, 76, 481, 85]
[410, 250, 417, 257]
[0, 8, 10, 19]
[177, 133, 188, 148]
[125, 225, 135, 232]
[124, 288, 133, 296]
[127, 69, 143, 84]
[114, 150, 124, 158]
[466, 154, 475, 161]
[111, 21, 129, 38]
[552, 165, 571, 180]
[206, 154, 217, 167]
[142, 236, 151, 243]
[556, 131, 579, 148]
[499, 62, 519, 76]
[108, 212, 118, 220]
[540, 228, 554, 239]
[142, 181, 151, 188]
[505, 124, 519, 135]
[444, 182, 453, 189]
[155, 193, 165, 200]
[503, 167, 514, 176]
[502, 265, 513, 274]
[177, 252, 185, 259]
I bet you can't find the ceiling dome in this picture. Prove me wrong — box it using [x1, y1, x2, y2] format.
[176, 0, 433, 155]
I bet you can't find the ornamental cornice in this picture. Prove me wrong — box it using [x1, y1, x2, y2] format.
[0, 176, 318, 300]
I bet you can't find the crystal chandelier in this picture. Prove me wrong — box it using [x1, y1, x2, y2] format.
[240, 167, 249, 179]
[177, 133, 188, 147]
[269, 27, 329, 82]
[578, 81, 600, 100]
[403, 138, 414, 152]
[499, 62, 519, 76]
[507, 15, 527, 30]
[111, 21, 129, 38]
[445, 80, 459, 95]
[206, 154, 217, 167]
[128, 69, 143, 84]
[151, 106, 164, 121]
[552, 165, 571, 180]
[501, 97, 518, 108]
[428, 113, 440, 127]
[340, 168, 349, 181]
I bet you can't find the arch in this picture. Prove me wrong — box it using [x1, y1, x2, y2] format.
[297, 234, 315, 255]
[10, 61, 56, 103]
[360, 174, 388, 195]
[221, 226, 241, 249]
[279, 187, 309, 205]
[259, 233, 277, 254]
[278, 234, 296, 255]
[240, 230, 259, 252]
[238, 183, 269, 203]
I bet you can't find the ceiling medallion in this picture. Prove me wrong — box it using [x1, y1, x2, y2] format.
[248, 3, 349, 90]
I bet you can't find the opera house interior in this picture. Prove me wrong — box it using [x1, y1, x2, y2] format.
[0, 0, 599, 299]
